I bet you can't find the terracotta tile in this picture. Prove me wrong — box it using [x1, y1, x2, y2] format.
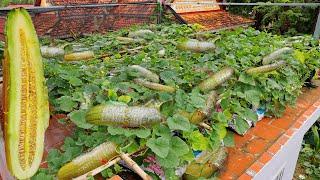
[223, 148, 255, 176]
[244, 138, 269, 155]
[40, 161, 48, 169]
[297, 116, 307, 124]
[238, 173, 252, 180]
[312, 100, 320, 108]
[248, 162, 263, 174]
[259, 117, 273, 125]
[276, 135, 289, 145]
[235, 133, 254, 148]
[248, 122, 284, 142]
[303, 106, 317, 117]
[258, 152, 273, 164]
[218, 171, 236, 180]
[271, 116, 295, 130]
[285, 128, 297, 137]
[267, 143, 282, 155]
[293, 121, 303, 129]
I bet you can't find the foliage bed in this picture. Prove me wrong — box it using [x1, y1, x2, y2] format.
[27, 23, 320, 179]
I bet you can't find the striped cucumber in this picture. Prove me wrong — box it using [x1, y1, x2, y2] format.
[177, 39, 215, 53]
[86, 105, 163, 127]
[129, 65, 160, 83]
[246, 60, 286, 75]
[198, 67, 234, 92]
[116, 36, 145, 44]
[190, 91, 217, 124]
[128, 29, 154, 39]
[184, 146, 228, 179]
[262, 47, 293, 65]
[57, 141, 118, 180]
[134, 78, 176, 93]
[40, 46, 65, 58]
[64, 51, 94, 61]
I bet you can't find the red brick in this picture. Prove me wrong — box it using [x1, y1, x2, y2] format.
[223, 148, 255, 176]
[235, 133, 254, 148]
[238, 173, 252, 180]
[218, 171, 236, 180]
[303, 106, 317, 117]
[312, 100, 320, 108]
[248, 122, 284, 141]
[297, 116, 307, 124]
[258, 152, 273, 164]
[271, 116, 295, 130]
[267, 143, 282, 155]
[293, 121, 303, 129]
[244, 138, 269, 155]
[285, 128, 297, 137]
[248, 162, 263, 174]
[277, 135, 289, 145]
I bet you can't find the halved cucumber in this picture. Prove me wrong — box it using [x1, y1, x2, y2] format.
[3, 8, 49, 179]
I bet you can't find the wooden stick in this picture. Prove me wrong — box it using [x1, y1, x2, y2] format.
[199, 122, 212, 130]
[73, 157, 121, 180]
[120, 153, 152, 180]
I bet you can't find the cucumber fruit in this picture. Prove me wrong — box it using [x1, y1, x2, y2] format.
[3, 8, 49, 179]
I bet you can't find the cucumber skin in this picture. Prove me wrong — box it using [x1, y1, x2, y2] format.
[178, 39, 215, 53]
[262, 47, 292, 65]
[246, 60, 286, 75]
[134, 78, 176, 93]
[198, 67, 234, 92]
[57, 141, 118, 180]
[86, 105, 162, 127]
[129, 65, 160, 83]
[64, 51, 94, 61]
[184, 146, 228, 179]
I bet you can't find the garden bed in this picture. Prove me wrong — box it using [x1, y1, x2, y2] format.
[0, 19, 319, 179]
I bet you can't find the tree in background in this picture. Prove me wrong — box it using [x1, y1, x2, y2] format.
[228, 0, 319, 35]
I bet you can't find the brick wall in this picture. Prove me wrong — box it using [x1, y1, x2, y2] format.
[0, 0, 158, 40]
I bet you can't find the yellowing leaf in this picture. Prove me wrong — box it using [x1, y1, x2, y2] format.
[294, 50, 305, 64]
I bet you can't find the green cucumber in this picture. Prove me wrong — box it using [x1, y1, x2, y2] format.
[177, 39, 215, 52]
[262, 47, 293, 65]
[246, 60, 286, 75]
[198, 67, 234, 92]
[86, 105, 163, 127]
[134, 78, 176, 93]
[129, 65, 160, 83]
[57, 141, 118, 180]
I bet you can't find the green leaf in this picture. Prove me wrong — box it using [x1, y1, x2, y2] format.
[186, 130, 209, 151]
[234, 117, 250, 135]
[171, 136, 189, 156]
[58, 96, 78, 112]
[107, 126, 151, 138]
[213, 123, 227, 140]
[167, 114, 191, 131]
[157, 150, 180, 168]
[146, 137, 170, 158]
[108, 89, 118, 100]
[69, 110, 94, 129]
[223, 131, 235, 147]
[154, 124, 171, 139]
[118, 95, 132, 104]
[294, 50, 305, 64]
[239, 73, 256, 86]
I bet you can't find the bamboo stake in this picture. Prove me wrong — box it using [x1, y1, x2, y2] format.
[73, 157, 121, 180]
[120, 153, 152, 180]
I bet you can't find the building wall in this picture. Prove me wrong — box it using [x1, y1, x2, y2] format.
[0, 0, 157, 40]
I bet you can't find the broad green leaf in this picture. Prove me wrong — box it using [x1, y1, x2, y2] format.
[234, 117, 250, 135]
[171, 136, 189, 156]
[58, 96, 77, 112]
[187, 130, 209, 151]
[294, 50, 305, 64]
[146, 137, 170, 158]
[118, 95, 132, 104]
[69, 110, 94, 129]
[167, 114, 191, 131]
[223, 131, 235, 147]
[157, 150, 180, 168]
